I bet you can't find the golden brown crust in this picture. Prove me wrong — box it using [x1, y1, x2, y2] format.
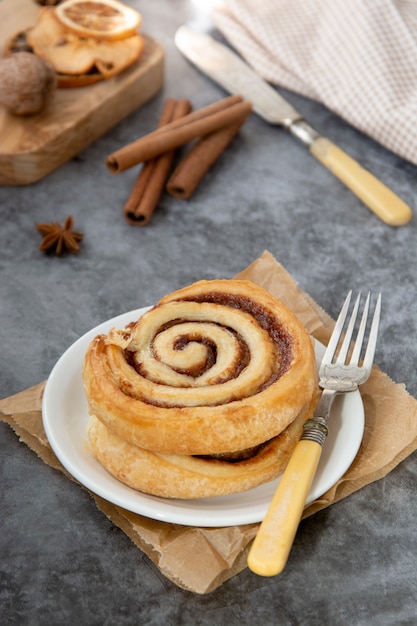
[82, 279, 318, 457]
[87, 398, 314, 498]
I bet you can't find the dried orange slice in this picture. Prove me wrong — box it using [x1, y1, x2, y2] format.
[55, 0, 141, 41]
[27, 8, 144, 81]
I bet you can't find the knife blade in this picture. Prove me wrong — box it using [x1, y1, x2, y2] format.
[175, 25, 412, 227]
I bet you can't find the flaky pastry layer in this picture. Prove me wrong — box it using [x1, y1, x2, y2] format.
[87, 398, 314, 498]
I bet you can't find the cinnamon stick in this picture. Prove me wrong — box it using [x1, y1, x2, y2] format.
[166, 119, 246, 200]
[106, 95, 252, 174]
[123, 98, 192, 226]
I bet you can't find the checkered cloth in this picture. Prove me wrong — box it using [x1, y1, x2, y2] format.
[212, 0, 417, 165]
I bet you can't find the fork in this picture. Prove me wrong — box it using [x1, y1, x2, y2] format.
[247, 291, 382, 577]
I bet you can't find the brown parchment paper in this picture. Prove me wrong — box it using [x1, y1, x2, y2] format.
[1, 250, 417, 594]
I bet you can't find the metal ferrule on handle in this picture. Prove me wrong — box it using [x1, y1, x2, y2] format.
[301, 387, 336, 444]
[288, 119, 319, 146]
[301, 417, 328, 445]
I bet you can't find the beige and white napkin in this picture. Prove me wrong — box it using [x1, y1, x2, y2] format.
[212, 0, 417, 164]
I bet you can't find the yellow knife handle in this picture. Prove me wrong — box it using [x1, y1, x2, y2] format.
[310, 137, 412, 227]
[247, 439, 322, 577]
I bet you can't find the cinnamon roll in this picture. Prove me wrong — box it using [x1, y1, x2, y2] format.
[83, 279, 318, 498]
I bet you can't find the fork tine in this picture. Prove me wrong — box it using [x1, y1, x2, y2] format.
[321, 291, 352, 366]
[337, 292, 361, 364]
[349, 292, 371, 365]
[362, 293, 382, 370]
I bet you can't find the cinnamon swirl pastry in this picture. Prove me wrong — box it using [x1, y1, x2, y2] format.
[83, 279, 318, 498]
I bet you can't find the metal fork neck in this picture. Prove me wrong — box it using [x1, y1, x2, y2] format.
[314, 388, 337, 417]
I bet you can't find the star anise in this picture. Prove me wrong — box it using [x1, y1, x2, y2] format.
[35, 216, 83, 255]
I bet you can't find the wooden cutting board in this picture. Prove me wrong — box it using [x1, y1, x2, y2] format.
[0, 0, 164, 185]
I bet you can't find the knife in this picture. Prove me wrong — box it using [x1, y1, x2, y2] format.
[175, 25, 412, 227]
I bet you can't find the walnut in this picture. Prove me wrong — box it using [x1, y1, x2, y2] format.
[0, 52, 56, 115]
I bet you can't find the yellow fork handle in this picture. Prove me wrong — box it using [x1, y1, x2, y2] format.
[310, 137, 412, 227]
[247, 439, 322, 577]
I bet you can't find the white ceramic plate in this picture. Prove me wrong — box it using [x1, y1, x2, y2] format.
[42, 306, 364, 528]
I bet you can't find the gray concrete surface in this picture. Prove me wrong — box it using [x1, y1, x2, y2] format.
[1, 1, 416, 624]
